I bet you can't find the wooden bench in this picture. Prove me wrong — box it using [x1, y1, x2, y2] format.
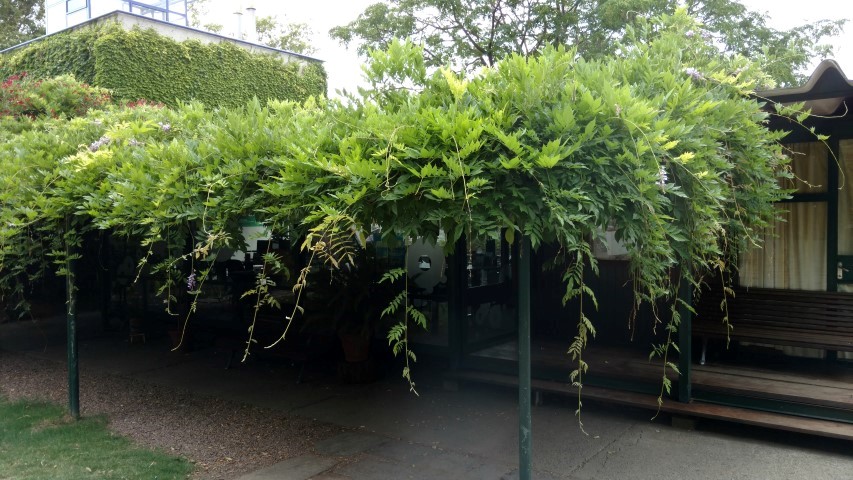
[693, 287, 853, 365]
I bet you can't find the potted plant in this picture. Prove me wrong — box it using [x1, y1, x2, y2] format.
[313, 243, 398, 365]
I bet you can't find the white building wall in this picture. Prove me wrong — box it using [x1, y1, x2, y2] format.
[90, 0, 123, 18]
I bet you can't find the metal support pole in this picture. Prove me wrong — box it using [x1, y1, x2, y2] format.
[677, 282, 693, 403]
[518, 236, 532, 479]
[447, 238, 467, 370]
[65, 218, 80, 419]
[99, 232, 111, 332]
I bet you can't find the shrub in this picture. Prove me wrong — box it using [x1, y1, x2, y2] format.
[0, 72, 111, 119]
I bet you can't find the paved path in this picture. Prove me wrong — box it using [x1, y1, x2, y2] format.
[2, 313, 852, 479]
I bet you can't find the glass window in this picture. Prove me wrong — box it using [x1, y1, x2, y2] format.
[839, 140, 853, 303]
[839, 140, 853, 256]
[66, 7, 89, 25]
[169, 0, 187, 14]
[67, 0, 87, 13]
[131, 4, 165, 20]
[779, 142, 828, 193]
[739, 202, 827, 290]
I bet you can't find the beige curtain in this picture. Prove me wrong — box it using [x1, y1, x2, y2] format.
[780, 142, 828, 193]
[839, 140, 853, 257]
[739, 202, 827, 291]
[839, 141, 853, 359]
[741, 142, 828, 290]
[739, 142, 828, 358]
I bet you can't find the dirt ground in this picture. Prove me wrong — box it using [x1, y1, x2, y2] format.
[0, 351, 343, 480]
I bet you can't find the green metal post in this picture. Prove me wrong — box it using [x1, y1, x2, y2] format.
[677, 282, 692, 403]
[518, 236, 532, 479]
[66, 218, 80, 419]
[447, 238, 467, 370]
[99, 232, 111, 331]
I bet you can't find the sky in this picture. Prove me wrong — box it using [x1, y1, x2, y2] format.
[205, 0, 853, 96]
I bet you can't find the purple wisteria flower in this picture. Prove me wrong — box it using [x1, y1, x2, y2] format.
[657, 165, 669, 190]
[88, 135, 110, 152]
[684, 67, 703, 81]
[187, 272, 197, 291]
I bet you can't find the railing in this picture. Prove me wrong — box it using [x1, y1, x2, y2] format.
[122, 0, 187, 26]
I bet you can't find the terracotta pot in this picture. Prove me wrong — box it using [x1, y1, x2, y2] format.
[167, 328, 182, 349]
[339, 333, 370, 363]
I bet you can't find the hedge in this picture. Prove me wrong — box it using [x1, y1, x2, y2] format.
[0, 23, 327, 107]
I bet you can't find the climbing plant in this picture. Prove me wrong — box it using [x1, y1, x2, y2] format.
[0, 22, 326, 107]
[0, 11, 794, 417]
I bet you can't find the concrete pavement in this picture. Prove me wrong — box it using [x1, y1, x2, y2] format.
[2, 312, 852, 479]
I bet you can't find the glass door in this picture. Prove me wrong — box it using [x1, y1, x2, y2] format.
[456, 231, 518, 367]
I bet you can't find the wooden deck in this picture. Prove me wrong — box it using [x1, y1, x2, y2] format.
[462, 339, 853, 440]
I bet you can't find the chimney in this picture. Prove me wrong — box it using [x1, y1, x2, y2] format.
[233, 7, 243, 40]
[244, 5, 258, 43]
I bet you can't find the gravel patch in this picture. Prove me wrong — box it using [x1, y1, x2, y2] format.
[0, 351, 343, 480]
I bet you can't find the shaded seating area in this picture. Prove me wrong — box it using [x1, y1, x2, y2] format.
[694, 287, 853, 364]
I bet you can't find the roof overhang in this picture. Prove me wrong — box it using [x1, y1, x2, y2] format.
[758, 60, 853, 116]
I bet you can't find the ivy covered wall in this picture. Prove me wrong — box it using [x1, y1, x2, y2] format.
[0, 23, 327, 107]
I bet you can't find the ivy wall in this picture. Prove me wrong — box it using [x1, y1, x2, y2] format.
[0, 23, 327, 107]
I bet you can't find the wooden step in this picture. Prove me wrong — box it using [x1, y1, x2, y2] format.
[692, 368, 853, 411]
[445, 370, 853, 442]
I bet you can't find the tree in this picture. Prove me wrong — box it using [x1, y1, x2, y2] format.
[330, 0, 844, 87]
[256, 15, 317, 55]
[0, 0, 44, 51]
[187, 0, 315, 55]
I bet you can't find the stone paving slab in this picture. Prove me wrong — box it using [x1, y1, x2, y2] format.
[314, 430, 389, 456]
[496, 467, 563, 480]
[332, 455, 437, 480]
[367, 440, 481, 471]
[463, 463, 518, 479]
[235, 454, 338, 480]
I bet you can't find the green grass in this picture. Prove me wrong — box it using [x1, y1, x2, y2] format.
[0, 397, 193, 480]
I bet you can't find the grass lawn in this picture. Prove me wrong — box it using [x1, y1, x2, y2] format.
[0, 396, 193, 479]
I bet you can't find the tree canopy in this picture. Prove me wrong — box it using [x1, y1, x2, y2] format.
[255, 16, 317, 56]
[1, 12, 794, 399]
[330, 0, 844, 87]
[0, 0, 44, 51]
[188, 0, 316, 55]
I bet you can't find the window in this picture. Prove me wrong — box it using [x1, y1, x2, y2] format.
[66, 0, 87, 13]
[839, 140, 853, 294]
[739, 202, 827, 290]
[739, 142, 829, 291]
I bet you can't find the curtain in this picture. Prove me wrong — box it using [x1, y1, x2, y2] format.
[740, 142, 828, 290]
[739, 202, 827, 291]
[839, 141, 853, 359]
[839, 140, 853, 258]
[738, 142, 828, 358]
[780, 142, 828, 193]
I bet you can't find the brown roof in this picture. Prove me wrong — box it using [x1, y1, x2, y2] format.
[758, 60, 853, 116]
